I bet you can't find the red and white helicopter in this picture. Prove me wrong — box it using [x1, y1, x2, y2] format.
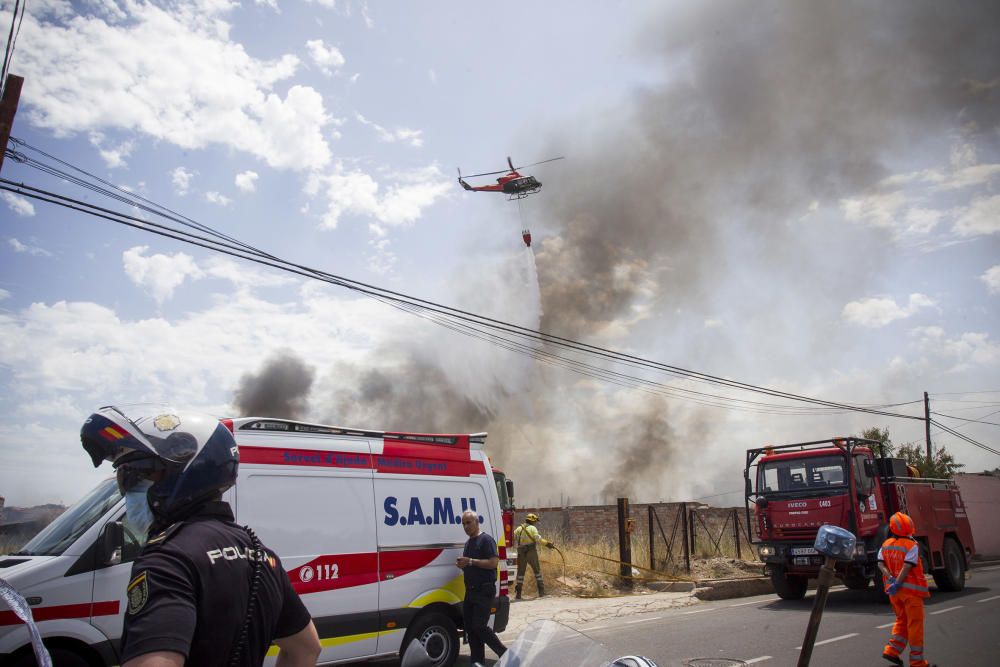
[457, 156, 563, 246]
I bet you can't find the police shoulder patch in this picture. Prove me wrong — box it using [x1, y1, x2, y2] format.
[127, 571, 149, 615]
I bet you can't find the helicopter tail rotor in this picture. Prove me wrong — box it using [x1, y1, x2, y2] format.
[457, 168, 473, 191]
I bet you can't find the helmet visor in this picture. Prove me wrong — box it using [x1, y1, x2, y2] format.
[115, 456, 165, 495]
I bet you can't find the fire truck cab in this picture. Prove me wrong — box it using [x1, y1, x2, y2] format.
[745, 437, 975, 600]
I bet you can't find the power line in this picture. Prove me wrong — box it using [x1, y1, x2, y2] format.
[930, 411, 1000, 428]
[0, 143, 957, 427]
[928, 419, 1000, 456]
[3, 174, 934, 425]
[1, 0, 26, 96]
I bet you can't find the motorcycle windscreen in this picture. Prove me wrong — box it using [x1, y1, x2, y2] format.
[497, 620, 615, 667]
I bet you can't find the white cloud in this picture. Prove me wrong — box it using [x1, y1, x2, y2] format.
[205, 191, 232, 206]
[428, 69, 438, 84]
[8, 238, 53, 257]
[1, 192, 36, 216]
[305, 39, 345, 75]
[840, 191, 907, 231]
[842, 293, 934, 328]
[88, 131, 134, 168]
[172, 166, 194, 195]
[703, 318, 722, 329]
[18, 2, 333, 170]
[0, 286, 404, 502]
[255, 0, 279, 10]
[355, 113, 424, 148]
[122, 245, 204, 303]
[305, 163, 450, 231]
[911, 327, 1000, 371]
[981, 266, 1000, 295]
[903, 207, 942, 235]
[235, 170, 259, 192]
[953, 195, 1000, 237]
[202, 257, 297, 289]
[0, 288, 10, 300]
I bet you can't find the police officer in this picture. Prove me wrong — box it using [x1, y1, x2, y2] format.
[81, 405, 321, 667]
[513, 512, 554, 599]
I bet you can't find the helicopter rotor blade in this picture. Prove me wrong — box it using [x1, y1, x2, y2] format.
[514, 156, 565, 170]
[508, 156, 515, 171]
[461, 167, 512, 178]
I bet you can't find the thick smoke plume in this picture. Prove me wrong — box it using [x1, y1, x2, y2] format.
[233, 350, 315, 419]
[536, 0, 999, 338]
[233, 2, 999, 506]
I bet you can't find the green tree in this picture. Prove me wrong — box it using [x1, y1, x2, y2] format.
[860, 426, 893, 457]
[857, 425, 964, 478]
[896, 443, 964, 479]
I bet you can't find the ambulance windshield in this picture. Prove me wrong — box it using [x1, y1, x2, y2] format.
[14, 478, 121, 556]
[757, 455, 847, 495]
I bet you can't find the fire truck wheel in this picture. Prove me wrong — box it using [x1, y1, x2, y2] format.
[932, 538, 966, 592]
[770, 571, 807, 600]
[842, 572, 870, 590]
[402, 611, 459, 667]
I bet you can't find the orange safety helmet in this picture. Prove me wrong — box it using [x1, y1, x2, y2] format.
[889, 511, 915, 537]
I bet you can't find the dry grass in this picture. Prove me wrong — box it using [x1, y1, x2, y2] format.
[514, 535, 761, 598]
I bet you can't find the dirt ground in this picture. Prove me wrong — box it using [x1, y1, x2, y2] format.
[521, 555, 763, 598]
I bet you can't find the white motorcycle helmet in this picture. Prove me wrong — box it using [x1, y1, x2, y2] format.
[610, 657, 659, 667]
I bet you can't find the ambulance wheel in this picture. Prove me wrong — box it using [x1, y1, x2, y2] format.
[770, 571, 807, 600]
[10, 646, 92, 667]
[404, 612, 458, 667]
[932, 538, 966, 592]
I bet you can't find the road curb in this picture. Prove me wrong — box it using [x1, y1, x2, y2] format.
[692, 576, 773, 600]
[970, 558, 1000, 569]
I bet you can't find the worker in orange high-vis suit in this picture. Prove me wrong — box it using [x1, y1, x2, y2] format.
[877, 512, 934, 667]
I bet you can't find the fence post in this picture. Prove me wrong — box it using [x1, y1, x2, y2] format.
[733, 508, 742, 560]
[648, 505, 655, 571]
[681, 502, 690, 573]
[689, 506, 697, 556]
[617, 498, 633, 589]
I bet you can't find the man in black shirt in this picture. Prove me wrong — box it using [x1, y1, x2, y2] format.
[80, 405, 321, 667]
[456, 509, 507, 667]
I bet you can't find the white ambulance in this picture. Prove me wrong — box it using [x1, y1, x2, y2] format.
[0, 417, 516, 666]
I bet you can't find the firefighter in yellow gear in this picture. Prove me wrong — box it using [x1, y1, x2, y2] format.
[878, 512, 933, 667]
[513, 513, 554, 599]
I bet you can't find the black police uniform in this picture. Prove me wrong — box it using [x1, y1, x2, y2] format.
[121, 501, 311, 666]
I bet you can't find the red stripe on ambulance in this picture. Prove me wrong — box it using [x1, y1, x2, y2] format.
[286, 549, 444, 595]
[239, 445, 486, 477]
[0, 600, 120, 626]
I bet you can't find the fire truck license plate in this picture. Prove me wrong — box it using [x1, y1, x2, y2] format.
[793, 557, 810, 566]
[791, 547, 818, 555]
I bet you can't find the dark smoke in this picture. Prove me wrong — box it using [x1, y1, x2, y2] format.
[600, 398, 711, 503]
[319, 356, 496, 433]
[233, 351, 315, 419]
[233, 2, 999, 505]
[536, 0, 1000, 338]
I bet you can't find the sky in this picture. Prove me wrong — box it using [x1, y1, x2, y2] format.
[1, 0, 998, 509]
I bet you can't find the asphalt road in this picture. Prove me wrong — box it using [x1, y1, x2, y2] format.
[578, 564, 1000, 667]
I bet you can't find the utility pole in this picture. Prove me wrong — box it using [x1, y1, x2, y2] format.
[0, 74, 24, 174]
[924, 391, 932, 465]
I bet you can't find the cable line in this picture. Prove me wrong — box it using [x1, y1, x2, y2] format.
[0, 144, 959, 428]
[0, 175, 936, 425]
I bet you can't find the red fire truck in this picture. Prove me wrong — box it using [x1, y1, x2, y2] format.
[744, 437, 975, 600]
